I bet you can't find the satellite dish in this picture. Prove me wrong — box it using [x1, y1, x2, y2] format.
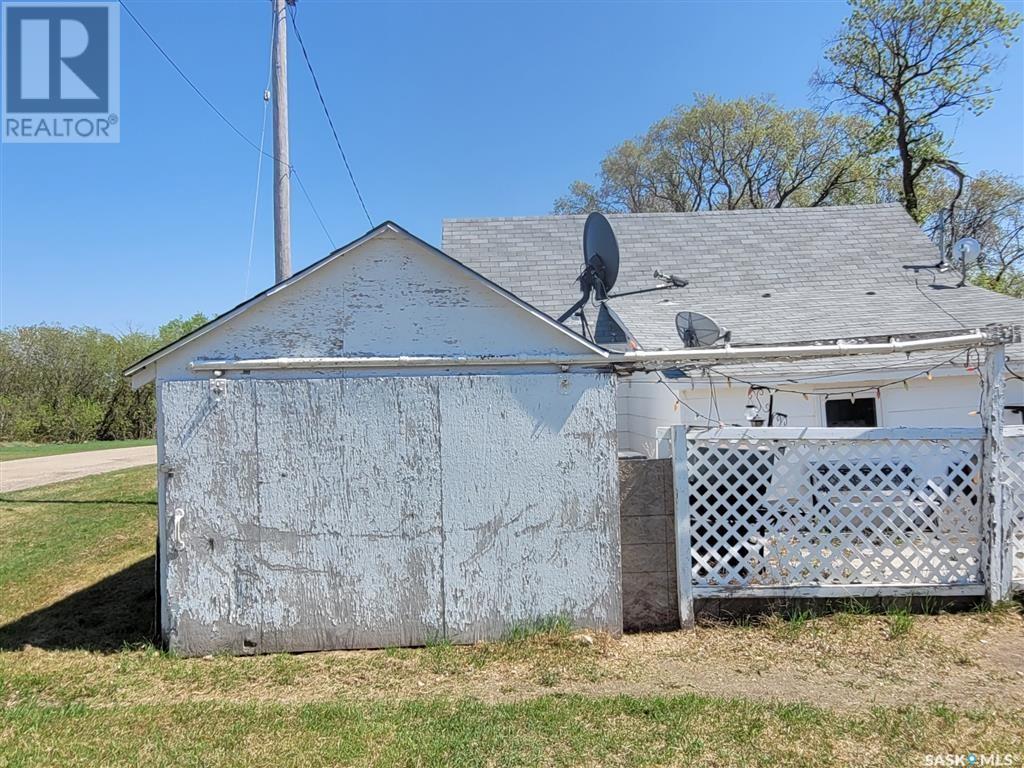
[583, 212, 620, 298]
[955, 237, 981, 263]
[556, 212, 689, 335]
[675, 311, 728, 348]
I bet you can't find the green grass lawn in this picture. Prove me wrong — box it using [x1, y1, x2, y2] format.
[0, 439, 155, 462]
[0, 468, 1021, 767]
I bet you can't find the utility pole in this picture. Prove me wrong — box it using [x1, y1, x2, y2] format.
[271, 0, 292, 283]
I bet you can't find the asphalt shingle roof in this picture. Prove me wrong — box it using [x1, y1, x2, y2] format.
[442, 205, 1022, 376]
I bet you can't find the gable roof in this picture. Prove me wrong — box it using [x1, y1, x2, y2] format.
[125, 221, 606, 379]
[442, 204, 1024, 357]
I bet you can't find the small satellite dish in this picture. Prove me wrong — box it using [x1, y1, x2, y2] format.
[675, 311, 728, 348]
[583, 212, 620, 298]
[950, 237, 982, 287]
[954, 237, 981, 263]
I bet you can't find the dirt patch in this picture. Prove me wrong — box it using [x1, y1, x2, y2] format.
[5, 609, 1022, 713]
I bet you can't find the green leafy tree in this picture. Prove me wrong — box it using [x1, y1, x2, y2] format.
[0, 313, 209, 443]
[96, 314, 210, 441]
[554, 95, 883, 214]
[814, 0, 1021, 222]
[929, 172, 1024, 297]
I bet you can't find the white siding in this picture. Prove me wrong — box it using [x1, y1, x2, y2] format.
[152, 231, 592, 382]
[619, 371, 1024, 457]
[160, 374, 620, 655]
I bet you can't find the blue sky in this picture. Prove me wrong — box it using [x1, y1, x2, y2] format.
[2, 0, 1022, 333]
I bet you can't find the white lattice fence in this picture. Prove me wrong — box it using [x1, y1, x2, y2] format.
[676, 427, 986, 599]
[1005, 426, 1024, 592]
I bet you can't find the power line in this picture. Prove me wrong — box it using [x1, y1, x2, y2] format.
[118, 0, 269, 160]
[120, 0, 335, 250]
[288, 5, 374, 228]
[292, 169, 335, 247]
[243, 8, 276, 299]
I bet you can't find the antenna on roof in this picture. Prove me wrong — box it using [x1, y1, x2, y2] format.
[675, 311, 730, 348]
[557, 213, 690, 336]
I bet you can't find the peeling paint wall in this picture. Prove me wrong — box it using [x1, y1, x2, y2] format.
[154, 231, 592, 382]
[160, 373, 620, 655]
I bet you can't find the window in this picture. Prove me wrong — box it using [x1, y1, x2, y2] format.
[825, 397, 878, 427]
[1006, 405, 1024, 426]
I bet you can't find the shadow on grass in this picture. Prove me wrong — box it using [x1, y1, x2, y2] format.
[0, 498, 157, 506]
[0, 556, 155, 652]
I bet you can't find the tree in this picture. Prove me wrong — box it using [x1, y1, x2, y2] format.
[929, 172, 1024, 296]
[814, 0, 1021, 222]
[0, 313, 210, 443]
[554, 95, 883, 214]
[96, 313, 211, 441]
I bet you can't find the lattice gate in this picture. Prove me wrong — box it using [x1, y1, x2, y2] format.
[673, 427, 989, 605]
[1005, 426, 1024, 593]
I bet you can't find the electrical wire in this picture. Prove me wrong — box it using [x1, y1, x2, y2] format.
[706, 369, 721, 427]
[120, 0, 336, 252]
[655, 373, 720, 426]
[119, 0, 270, 160]
[773, 349, 977, 384]
[288, 5, 374, 228]
[243, 7, 276, 299]
[1005, 359, 1024, 382]
[292, 169, 335, 247]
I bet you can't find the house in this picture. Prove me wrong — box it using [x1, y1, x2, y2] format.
[127, 207, 1019, 654]
[442, 204, 1024, 456]
[126, 222, 622, 656]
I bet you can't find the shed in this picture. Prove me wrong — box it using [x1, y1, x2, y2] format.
[127, 222, 622, 656]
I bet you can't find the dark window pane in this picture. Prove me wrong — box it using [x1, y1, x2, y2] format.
[825, 398, 878, 427]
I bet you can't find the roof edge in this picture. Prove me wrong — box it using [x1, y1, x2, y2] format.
[442, 203, 907, 226]
[125, 221, 606, 377]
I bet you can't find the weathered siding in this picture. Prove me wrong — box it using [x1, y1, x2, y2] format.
[153, 232, 592, 382]
[439, 375, 621, 642]
[160, 373, 620, 655]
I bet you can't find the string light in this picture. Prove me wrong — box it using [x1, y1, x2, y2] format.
[700, 351, 969, 401]
[654, 348, 994, 428]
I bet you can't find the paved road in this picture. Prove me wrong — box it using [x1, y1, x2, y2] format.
[0, 446, 158, 493]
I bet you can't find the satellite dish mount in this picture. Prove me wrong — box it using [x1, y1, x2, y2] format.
[675, 311, 730, 348]
[952, 237, 980, 288]
[557, 213, 691, 336]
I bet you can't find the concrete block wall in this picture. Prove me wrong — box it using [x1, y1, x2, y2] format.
[619, 457, 679, 632]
